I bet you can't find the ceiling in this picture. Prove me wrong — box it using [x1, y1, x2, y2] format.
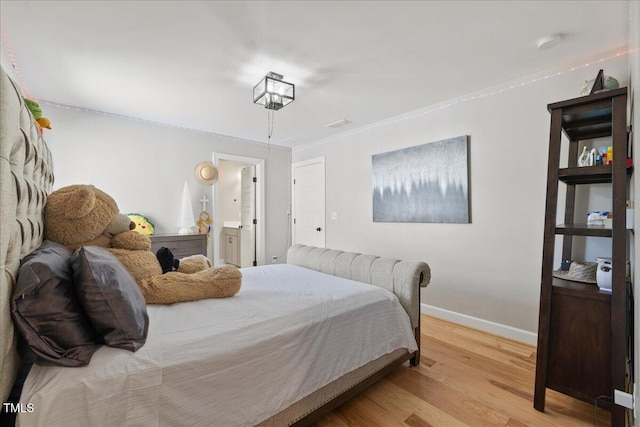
[0, 1, 630, 148]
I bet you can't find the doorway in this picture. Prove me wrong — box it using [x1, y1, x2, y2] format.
[292, 157, 325, 248]
[212, 153, 265, 266]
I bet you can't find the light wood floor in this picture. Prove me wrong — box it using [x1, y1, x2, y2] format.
[313, 315, 610, 427]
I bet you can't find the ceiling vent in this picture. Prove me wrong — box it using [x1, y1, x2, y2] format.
[326, 119, 352, 128]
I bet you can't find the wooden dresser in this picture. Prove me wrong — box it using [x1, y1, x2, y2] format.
[149, 234, 207, 258]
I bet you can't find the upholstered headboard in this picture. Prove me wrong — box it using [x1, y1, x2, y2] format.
[286, 244, 430, 329]
[0, 67, 54, 402]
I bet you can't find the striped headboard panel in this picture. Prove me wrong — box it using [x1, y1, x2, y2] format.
[0, 67, 54, 402]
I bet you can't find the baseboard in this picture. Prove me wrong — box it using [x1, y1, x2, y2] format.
[421, 303, 538, 346]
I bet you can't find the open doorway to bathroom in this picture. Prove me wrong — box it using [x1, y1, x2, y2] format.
[212, 153, 265, 267]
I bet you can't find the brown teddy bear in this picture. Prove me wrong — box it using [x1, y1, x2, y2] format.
[44, 185, 242, 304]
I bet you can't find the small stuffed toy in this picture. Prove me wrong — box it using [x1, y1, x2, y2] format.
[156, 246, 180, 273]
[23, 97, 52, 133]
[44, 185, 242, 304]
[127, 213, 155, 236]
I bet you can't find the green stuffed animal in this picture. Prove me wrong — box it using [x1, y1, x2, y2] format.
[24, 98, 43, 119]
[23, 97, 52, 132]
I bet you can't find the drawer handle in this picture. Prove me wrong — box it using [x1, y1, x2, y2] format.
[228, 238, 232, 243]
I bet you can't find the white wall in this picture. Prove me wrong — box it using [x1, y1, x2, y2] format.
[0, 46, 18, 83]
[43, 106, 290, 263]
[293, 54, 629, 339]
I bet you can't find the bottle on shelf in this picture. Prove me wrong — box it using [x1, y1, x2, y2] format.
[577, 146, 590, 167]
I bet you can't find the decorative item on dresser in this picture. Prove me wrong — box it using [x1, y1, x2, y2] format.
[534, 87, 633, 427]
[149, 234, 207, 258]
[176, 181, 197, 235]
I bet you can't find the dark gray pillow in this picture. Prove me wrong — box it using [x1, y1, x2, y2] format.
[11, 240, 100, 366]
[71, 246, 148, 351]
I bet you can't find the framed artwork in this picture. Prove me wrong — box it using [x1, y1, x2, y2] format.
[372, 135, 470, 223]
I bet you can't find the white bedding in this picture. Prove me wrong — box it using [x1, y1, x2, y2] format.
[17, 264, 417, 427]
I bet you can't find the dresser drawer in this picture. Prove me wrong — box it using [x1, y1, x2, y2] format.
[150, 234, 207, 258]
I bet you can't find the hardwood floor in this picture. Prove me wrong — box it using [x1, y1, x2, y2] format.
[313, 315, 610, 427]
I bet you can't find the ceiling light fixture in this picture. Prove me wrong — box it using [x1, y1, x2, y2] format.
[253, 71, 295, 110]
[253, 71, 295, 152]
[536, 34, 563, 50]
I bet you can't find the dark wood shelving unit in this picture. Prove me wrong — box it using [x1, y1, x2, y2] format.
[551, 87, 626, 140]
[558, 164, 632, 184]
[534, 88, 633, 427]
[551, 277, 611, 301]
[554, 224, 612, 237]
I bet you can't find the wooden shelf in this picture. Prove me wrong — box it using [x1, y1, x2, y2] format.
[558, 165, 633, 184]
[552, 277, 610, 302]
[555, 224, 612, 237]
[548, 88, 627, 141]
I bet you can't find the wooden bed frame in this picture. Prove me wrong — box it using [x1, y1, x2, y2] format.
[0, 67, 431, 426]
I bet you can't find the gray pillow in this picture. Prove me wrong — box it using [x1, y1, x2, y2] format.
[71, 246, 148, 351]
[11, 240, 100, 366]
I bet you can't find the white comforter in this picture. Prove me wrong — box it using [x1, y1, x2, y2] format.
[18, 264, 417, 427]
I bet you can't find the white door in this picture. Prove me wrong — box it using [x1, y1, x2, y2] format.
[240, 165, 256, 267]
[293, 158, 325, 248]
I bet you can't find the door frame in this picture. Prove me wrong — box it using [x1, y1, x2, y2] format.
[292, 157, 326, 248]
[212, 153, 265, 266]
[240, 165, 256, 267]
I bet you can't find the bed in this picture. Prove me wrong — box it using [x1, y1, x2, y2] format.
[0, 66, 431, 426]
